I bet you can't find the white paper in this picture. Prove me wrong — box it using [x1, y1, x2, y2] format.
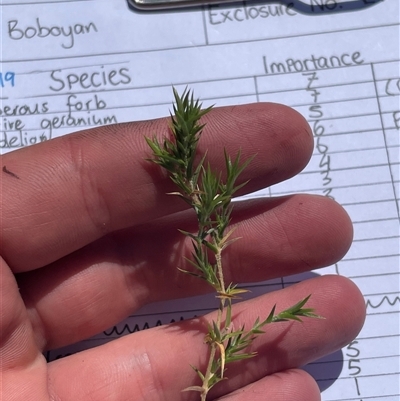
[1, 0, 399, 399]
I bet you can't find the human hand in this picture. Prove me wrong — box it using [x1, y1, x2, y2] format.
[1, 103, 365, 400]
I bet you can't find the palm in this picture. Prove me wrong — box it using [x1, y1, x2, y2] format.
[1, 103, 365, 401]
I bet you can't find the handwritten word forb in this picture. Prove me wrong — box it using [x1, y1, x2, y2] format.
[7, 19, 98, 49]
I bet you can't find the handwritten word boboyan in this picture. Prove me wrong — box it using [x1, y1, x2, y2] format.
[7, 18, 98, 49]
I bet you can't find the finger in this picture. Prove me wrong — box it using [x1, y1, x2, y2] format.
[46, 275, 365, 401]
[19, 194, 352, 350]
[0, 257, 49, 400]
[1, 103, 313, 272]
[215, 369, 320, 401]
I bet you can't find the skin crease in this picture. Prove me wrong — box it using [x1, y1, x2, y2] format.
[1, 102, 366, 401]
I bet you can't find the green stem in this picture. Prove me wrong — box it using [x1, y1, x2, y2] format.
[200, 247, 228, 401]
[215, 250, 225, 294]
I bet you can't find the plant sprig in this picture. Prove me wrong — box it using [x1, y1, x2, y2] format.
[146, 88, 321, 401]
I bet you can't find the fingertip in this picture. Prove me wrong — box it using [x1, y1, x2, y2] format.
[288, 194, 354, 268]
[275, 369, 321, 401]
[296, 274, 366, 355]
[319, 274, 366, 339]
[202, 102, 314, 187]
[260, 102, 314, 177]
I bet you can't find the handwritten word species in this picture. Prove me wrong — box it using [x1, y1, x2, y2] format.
[263, 51, 364, 74]
[0, 72, 15, 88]
[208, 3, 296, 24]
[49, 67, 131, 92]
[7, 19, 97, 49]
[304, 71, 333, 198]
